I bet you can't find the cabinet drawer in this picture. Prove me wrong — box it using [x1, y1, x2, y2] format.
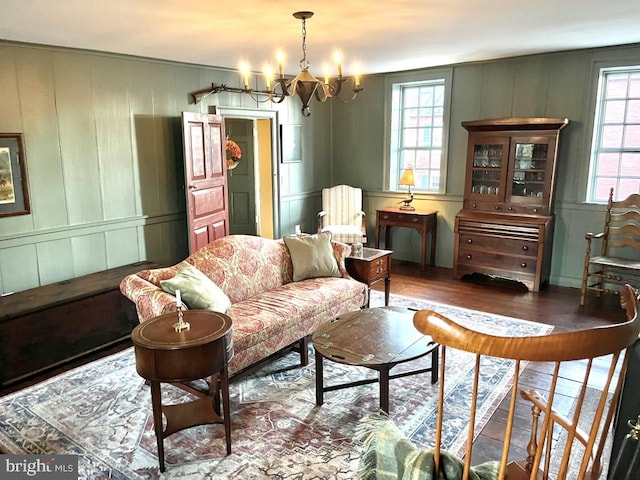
[463, 199, 505, 212]
[458, 234, 539, 257]
[368, 256, 390, 280]
[457, 248, 537, 274]
[503, 203, 548, 215]
[457, 219, 541, 241]
[379, 212, 423, 225]
[345, 253, 390, 285]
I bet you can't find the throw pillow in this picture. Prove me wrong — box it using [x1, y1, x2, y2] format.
[160, 262, 231, 313]
[284, 231, 341, 282]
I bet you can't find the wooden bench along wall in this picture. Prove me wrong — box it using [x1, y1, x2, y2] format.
[0, 261, 156, 388]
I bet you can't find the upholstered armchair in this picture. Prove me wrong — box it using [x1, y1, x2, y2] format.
[317, 184, 367, 245]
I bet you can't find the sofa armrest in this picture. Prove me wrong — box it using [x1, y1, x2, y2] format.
[120, 274, 183, 322]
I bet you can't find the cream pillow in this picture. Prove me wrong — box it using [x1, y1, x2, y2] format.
[160, 262, 231, 313]
[284, 231, 341, 282]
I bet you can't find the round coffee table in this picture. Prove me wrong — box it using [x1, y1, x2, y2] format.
[312, 306, 439, 414]
[131, 310, 233, 472]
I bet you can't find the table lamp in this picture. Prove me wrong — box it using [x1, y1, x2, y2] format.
[397, 167, 415, 211]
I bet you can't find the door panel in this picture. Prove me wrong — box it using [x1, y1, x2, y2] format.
[193, 226, 209, 252]
[192, 185, 226, 216]
[182, 112, 229, 253]
[226, 118, 257, 235]
[230, 192, 252, 224]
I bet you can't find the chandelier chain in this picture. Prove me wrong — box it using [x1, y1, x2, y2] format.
[300, 17, 309, 70]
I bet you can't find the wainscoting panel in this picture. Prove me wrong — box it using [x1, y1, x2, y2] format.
[71, 233, 109, 277]
[0, 214, 184, 294]
[36, 238, 75, 286]
[105, 228, 140, 269]
[0, 244, 39, 294]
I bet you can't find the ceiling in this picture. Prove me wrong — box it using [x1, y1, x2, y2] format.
[1, 0, 640, 78]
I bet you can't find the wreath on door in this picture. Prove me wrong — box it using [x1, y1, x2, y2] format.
[226, 139, 242, 171]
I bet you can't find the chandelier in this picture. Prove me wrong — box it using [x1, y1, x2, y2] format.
[191, 11, 364, 116]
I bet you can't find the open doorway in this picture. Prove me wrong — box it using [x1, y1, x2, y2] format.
[216, 108, 280, 239]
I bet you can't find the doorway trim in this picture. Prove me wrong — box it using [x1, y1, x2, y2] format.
[214, 107, 281, 239]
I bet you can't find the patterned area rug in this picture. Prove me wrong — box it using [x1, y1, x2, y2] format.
[0, 292, 553, 479]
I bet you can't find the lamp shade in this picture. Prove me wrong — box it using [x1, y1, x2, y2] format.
[398, 167, 415, 186]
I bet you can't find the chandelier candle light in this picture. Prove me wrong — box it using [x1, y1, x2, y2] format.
[191, 11, 363, 116]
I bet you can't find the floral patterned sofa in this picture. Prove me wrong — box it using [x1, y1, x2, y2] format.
[120, 234, 367, 376]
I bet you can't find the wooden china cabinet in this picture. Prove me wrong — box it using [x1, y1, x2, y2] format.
[453, 117, 569, 291]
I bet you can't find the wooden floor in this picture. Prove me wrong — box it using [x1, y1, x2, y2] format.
[375, 261, 626, 469]
[1, 261, 628, 468]
[378, 262, 623, 332]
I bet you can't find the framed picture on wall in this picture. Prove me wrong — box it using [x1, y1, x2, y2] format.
[0, 133, 31, 218]
[281, 124, 302, 163]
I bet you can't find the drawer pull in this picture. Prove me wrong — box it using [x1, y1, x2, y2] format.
[412, 218, 418, 223]
[495, 205, 500, 210]
[382, 215, 389, 219]
[467, 239, 472, 244]
[467, 254, 472, 260]
[376, 267, 383, 274]
[522, 245, 528, 251]
[533, 208, 539, 213]
[508, 206, 513, 211]
[472, 203, 477, 208]
[521, 263, 527, 268]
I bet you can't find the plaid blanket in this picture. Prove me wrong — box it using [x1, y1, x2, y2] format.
[357, 414, 500, 480]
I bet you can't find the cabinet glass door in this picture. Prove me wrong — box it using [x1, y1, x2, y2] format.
[510, 141, 549, 200]
[470, 143, 504, 196]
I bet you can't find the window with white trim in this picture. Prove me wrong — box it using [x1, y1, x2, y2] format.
[587, 66, 640, 202]
[387, 72, 451, 194]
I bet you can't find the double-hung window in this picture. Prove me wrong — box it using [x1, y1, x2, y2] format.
[587, 66, 640, 202]
[387, 70, 452, 194]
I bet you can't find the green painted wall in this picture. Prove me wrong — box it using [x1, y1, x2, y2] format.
[1, 40, 638, 294]
[0, 42, 330, 293]
[331, 43, 640, 288]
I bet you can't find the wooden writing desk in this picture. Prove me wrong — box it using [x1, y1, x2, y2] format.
[375, 207, 438, 271]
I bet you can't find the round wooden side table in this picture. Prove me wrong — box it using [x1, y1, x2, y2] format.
[131, 310, 233, 472]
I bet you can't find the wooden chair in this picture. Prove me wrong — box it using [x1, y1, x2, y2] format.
[408, 284, 640, 480]
[317, 184, 367, 245]
[580, 187, 640, 306]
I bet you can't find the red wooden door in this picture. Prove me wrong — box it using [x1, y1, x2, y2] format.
[181, 112, 229, 253]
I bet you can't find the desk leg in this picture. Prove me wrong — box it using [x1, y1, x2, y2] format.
[379, 367, 390, 414]
[420, 225, 427, 272]
[385, 226, 392, 251]
[384, 277, 390, 306]
[315, 349, 324, 406]
[150, 380, 166, 472]
[429, 217, 437, 266]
